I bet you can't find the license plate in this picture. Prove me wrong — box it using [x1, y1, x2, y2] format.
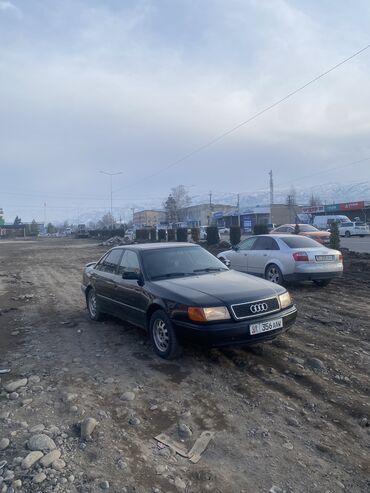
[315, 255, 334, 262]
[250, 318, 283, 335]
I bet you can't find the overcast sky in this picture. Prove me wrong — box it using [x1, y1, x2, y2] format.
[1, 0, 370, 223]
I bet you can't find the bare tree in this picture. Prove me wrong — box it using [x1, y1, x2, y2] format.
[309, 193, 322, 206]
[97, 212, 114, 229]
[170, 185, 191, 210]
[164, 195, 178, 225]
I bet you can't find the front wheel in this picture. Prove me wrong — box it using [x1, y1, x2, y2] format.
[149, 310, 183, 360]
[345, 231, 351, 237]
[265, 264, 284, 285]
[87, 288, 104, 321]
[313, 279, 331, 287]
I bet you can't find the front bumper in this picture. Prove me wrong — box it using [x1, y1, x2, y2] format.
[173, 306, 297, 347]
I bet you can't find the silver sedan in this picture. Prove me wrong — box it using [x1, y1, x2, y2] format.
[217, 234, 343, 286]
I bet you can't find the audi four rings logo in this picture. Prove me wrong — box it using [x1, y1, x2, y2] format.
[250, 302, 268, 313]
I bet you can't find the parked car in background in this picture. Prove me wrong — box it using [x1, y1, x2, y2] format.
[312, 215, 350, 230]
[217, 234, 343, 286]
[81, 243, 297, 359]
[218, 227, 230, 235]
[270, 224, 330, 245]
[338, 221, 370, 237]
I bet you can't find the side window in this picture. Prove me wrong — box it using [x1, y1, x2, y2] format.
[95, 253, 109, 272]
[276, 226, 286, 232]
[118, 250, 140, 276]
[97, 249, 122, 274]
[252, 236, 280, 250]
[239, 237, 256, 250]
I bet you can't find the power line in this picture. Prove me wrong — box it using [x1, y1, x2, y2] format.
[275, 156, 370, 189]
[114, 43, 370, 191]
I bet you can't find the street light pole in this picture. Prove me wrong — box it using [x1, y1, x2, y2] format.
[99, 171, 123, 230]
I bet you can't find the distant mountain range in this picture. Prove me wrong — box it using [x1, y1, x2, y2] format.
[60, 181, 370, 225]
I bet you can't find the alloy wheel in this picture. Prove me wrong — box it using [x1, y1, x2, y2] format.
[267, 266, 281, 284]
[153, 319, 169, 352]
[88, 290, 97, 318]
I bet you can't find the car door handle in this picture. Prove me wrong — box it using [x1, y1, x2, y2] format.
[263, 254, 268, 256]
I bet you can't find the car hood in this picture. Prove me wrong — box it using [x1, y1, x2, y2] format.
[153, 269, 285, 305]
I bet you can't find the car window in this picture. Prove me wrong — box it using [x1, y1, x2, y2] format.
[96, 249, 122, 273]
[118, 250, 140, 276]
[239, 237, 256, 250]
[281, 237, 321, 248]
[298, 225, 318, 232]
[141, 246, 227, 280]
[342, 222, 353, 227]
[252, 236, 280, 250]
[274, 226, 285, 232]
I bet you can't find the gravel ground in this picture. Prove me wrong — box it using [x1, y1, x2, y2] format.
[0, 238, 369, 493]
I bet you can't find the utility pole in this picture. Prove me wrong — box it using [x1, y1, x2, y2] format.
[269, 170, 274, 224]
[130, 207, 135, 227]
[208, 191, 213, 225]
[236, 193, 240, 227]
[99, 171, 123, 230]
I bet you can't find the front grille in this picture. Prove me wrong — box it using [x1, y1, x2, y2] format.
[231, 296, 280, 320]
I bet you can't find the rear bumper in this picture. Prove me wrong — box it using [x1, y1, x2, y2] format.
[173, 306, 297, 347]
[284, 271, 343, 281]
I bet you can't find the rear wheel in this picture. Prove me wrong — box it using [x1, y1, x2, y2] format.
[149, 310, 183, 360]
[265, 264, 284, 285]
[87, 288, 104, 321]
[345, 231, 351, 237]
[313, 279, 331, 287]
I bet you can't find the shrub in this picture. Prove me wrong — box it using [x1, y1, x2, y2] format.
[158, 229, 166, 242]
[253, 224, 269, 235]
[329, 221, 340, 250]
[206, 226, 220, 245]
[150, 228, 157, 242]
[176, 228, 188, 242]
[191, 227, 200, 243]
[167, 229, 176, 242]
[230, 226, 241, 246]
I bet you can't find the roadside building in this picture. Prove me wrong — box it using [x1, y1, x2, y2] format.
[219, 204, 303, 232]
[133, 209, 166, 228]
[302, 200, 370, 223]
[178, 204, 234, 227]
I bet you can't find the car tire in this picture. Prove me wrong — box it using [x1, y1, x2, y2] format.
[313, 279, 331, 287]
[265, 264, 284, 285]
[345, 231, 351, 237]
[149, 310, 183, 360]
[86, 288, 104, 321]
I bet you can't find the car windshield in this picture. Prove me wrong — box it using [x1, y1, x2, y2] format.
[281, 236, 322, 248]
[298, 225, 319, 232]
[141, 246, 228, 280]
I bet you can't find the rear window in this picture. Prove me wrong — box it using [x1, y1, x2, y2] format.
[281, 237, 321, 249]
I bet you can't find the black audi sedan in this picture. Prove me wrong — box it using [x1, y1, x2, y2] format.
[81, 243, 297, 359]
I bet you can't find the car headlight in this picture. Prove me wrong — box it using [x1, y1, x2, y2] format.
[279, 291, 292, 309]
[188, 306, 231, 322]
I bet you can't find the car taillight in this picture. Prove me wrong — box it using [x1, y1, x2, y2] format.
[339, 254, 343, 262]
[293, 251, 309, 261]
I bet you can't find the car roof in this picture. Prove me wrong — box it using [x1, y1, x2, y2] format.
[111, 242, 198, 251]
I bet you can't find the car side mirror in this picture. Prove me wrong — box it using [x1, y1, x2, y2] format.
[122, 271, 141, 281]
[232, 245, 239, 251]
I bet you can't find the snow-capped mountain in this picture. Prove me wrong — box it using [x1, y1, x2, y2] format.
[55, 181, 370, 225]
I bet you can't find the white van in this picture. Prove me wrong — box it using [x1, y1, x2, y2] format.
[313, 215, 350, 230]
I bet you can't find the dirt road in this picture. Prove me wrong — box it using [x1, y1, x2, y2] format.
[0, 239, 369, 493]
